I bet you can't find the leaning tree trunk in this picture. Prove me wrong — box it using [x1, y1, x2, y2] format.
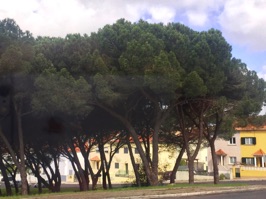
[209, 139, 219, 184]
[53, 156, 61, 192]
[0, 157, 12, 196]
[127, 136, 141, 186]
[170, 145, 186, 184]
[106, 169, 112, 189]
[73, 153, 88, 191]
[99, 144, 107, 190]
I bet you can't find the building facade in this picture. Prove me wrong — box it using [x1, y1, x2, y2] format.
[207, 132, 241, 178]
[237, 125, 266, 178]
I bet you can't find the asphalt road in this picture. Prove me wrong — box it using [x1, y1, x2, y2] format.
[177, 189, 266, 199]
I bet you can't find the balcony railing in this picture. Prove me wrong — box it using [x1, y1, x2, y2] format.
[241, 166, 266, 171]
[115, 170, 129, 177]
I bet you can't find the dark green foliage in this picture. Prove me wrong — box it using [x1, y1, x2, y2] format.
[32, 67, 93, 116]
[182, 71, 207, 98]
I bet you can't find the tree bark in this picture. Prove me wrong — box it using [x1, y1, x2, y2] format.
[0, 157, 12, 196]
[203, 112, 222, 184]
[209, 138, 219, 184]
[53, 155, 61, 192]
[99, 143, 107, 189]
[127, 136, 141, 186]
[15, 104, 28, 195]
[188, 157, 195, 184]
[0, 117, 29, 195]
[170, 144, 185, 183]
[73, 151, 88, 191]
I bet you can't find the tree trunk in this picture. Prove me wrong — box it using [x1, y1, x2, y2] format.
[188, 158, 195, 184]
[87, 153, 101, 190]
[26, 160, 43, 194]
[106, 170, 112, 189]
[37, 176, 43, 194]
[70, 159, 82, 190]
[70, 144, 88, 191]
[99, 144, 107, 190]
[102, 168, 107, 189]
[209, 139, 219, 184]
[16, 105, 28, 195]
[53, 156, 61, 192]
[0, 158, 12, 196]
[91, 175, 99, 190]
[181, 103, 204, 184]
[76, 165, 87, 191]
[203, 112, 222, 184]
[127, 136, 141, 186]
[65, 149, 84, 191]
[12, 173, 19, 194]
[74, 135, 92, 191]
[151, 122, 160, 186]
[170, 145, 186, 184]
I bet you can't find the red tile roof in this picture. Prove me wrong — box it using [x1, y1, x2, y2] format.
[90, 156, 100, 161]
[216, 149, 227, 156]
[253, 149, 266, 156]
[236, 125, 266, 131]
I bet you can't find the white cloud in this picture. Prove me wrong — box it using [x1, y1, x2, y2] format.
[186, 11, 208, 26]
[146, 6, 176, 24]
[219, 0, 266, 51]
[1, 0, 265, 81]
[257, 65, 266, 80]
[0, 0, 225, 37]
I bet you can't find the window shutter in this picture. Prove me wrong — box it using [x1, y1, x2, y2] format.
[253, 137, 256, 145]
[242, 158, 246, 164]
[241, 138, 245, 145]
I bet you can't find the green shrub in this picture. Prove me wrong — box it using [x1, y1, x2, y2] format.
[219, 174, 226, 180]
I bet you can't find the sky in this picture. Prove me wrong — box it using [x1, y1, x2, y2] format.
[0, 0, 266, 80]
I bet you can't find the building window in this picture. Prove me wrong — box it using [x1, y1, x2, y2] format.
[125, 163, 129, 174]
[124, 147, 128, 154]
[135, 148, 139, 154]
[242, 157, 255, 165]
[229, 137, 236, 145]
[104, 147, 108, 153]
[229, 157, 237, 164]
[116, 149, 119, 154]
[241, 137, 256, 145]
[115, 163, 119, 169]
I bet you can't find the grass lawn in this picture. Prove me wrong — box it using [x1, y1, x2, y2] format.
[0, 182, 248, 198]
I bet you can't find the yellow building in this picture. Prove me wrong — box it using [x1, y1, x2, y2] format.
[84, 142, 181, 184]
[237, 125, 266, 178]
